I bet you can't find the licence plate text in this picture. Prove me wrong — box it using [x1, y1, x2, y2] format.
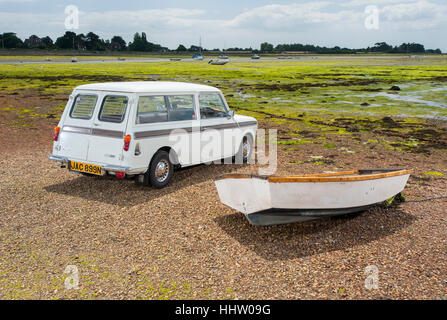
[70, 161, 102, 175]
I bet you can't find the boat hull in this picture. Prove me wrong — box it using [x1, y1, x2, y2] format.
[209, 60, 228, 65]
[215, 169, 411, 225]
[245, 205, 375, 226]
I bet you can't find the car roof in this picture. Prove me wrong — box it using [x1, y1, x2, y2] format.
[74, 81, 221, 93]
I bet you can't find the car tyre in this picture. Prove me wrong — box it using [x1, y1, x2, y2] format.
[148, 150, 174, 189]
[235, 135, 253, 164]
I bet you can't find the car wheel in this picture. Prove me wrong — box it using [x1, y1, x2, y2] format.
[236, 135, 253, 164]
[148, 150, 174, 189]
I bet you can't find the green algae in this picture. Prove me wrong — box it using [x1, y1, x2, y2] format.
[423, 171, 444, 176]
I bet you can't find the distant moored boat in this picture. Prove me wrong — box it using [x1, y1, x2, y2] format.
[192, 53, 204, 60]
[208, 59, 228, 65]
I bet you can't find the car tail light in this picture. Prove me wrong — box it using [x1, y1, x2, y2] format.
[53, 126, 60, 141]
[116, 172, 125, 179]
[124, 134, 131, 151]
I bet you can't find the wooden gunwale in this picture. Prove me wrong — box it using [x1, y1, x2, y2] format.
[219, 169, 413, 183]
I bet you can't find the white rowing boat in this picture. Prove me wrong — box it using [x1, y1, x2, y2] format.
[215, 168, 413, 225]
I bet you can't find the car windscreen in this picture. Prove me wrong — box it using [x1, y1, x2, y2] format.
[198, 93, 228, 119]
[70, 95, 98, 119]
[99, 95, 128, 123]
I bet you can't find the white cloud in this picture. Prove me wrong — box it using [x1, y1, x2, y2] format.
[0, 0, 35, 2]
[0, 1, 446, 50]
[380, 0, 447, 30]
[80, 8, 209, 31]
[224, 2, 358, 29]
[342, 0, 418, 6]
[382, 0, 444, 20]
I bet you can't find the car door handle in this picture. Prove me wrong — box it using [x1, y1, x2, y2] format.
[93, 123, 100, 127]
[200, 126, 208, 131]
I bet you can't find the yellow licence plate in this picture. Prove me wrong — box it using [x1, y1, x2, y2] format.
[69, 161, 102, 175]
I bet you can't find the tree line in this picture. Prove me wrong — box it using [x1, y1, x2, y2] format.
[0, 31, 215, 53]
[264, 42, 442, 54]
[0, 31, 442, 54]
[0, 31, 166, 52]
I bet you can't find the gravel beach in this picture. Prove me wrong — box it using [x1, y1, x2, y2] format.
[0, 87, 446, 300]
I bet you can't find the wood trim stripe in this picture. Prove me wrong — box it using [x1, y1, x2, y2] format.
[62, 126, 124, 139]
[218, 171, 358, 180]
[269, 169, 413, 183]
[91, 128, 124, 138]
[134, 120, 257, 140]
[218, 169, 413, 183]
[62, 120, 257, 141]
[62, 125, 91, 135]
[134, 127, 194, 139]
[202, 123, 237, 130]
[237, 120, 258, 127]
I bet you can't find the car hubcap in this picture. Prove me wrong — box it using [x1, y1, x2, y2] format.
[155, 159, 169, 182]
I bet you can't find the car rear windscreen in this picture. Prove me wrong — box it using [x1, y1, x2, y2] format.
[99, 96, 128, 123]
[70, 95, 98, 119]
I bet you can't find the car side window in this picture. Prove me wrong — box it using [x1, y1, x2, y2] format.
[70, 95, 98, 119]
[166, 95, 196, 121]
[136, 96, 168, 124]
[199, 93, 228, 119]
[99, 96, 128, 123]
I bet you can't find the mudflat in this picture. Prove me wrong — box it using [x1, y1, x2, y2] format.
[0, 55, 446, 299]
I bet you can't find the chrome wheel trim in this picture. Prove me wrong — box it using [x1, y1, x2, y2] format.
[154, 159, 170, 182]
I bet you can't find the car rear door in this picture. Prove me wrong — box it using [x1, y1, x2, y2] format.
[59, 92, 98, 161]
[86, 93, 132, 166]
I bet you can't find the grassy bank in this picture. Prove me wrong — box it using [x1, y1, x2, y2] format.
[1, 56, 446, 155]
[1, 56, 446, 117]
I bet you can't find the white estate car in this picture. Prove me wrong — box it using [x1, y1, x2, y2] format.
[49, 81, 257, 188]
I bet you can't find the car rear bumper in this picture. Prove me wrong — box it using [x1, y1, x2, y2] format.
[48, 154, 147, 175]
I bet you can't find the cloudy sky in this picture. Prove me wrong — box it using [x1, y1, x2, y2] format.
[0, 0, 446, 50]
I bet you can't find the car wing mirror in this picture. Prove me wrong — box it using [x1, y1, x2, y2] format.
[227, 110, 235, 118]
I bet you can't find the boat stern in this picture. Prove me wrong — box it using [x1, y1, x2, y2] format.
[214, 176, 271, 214]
